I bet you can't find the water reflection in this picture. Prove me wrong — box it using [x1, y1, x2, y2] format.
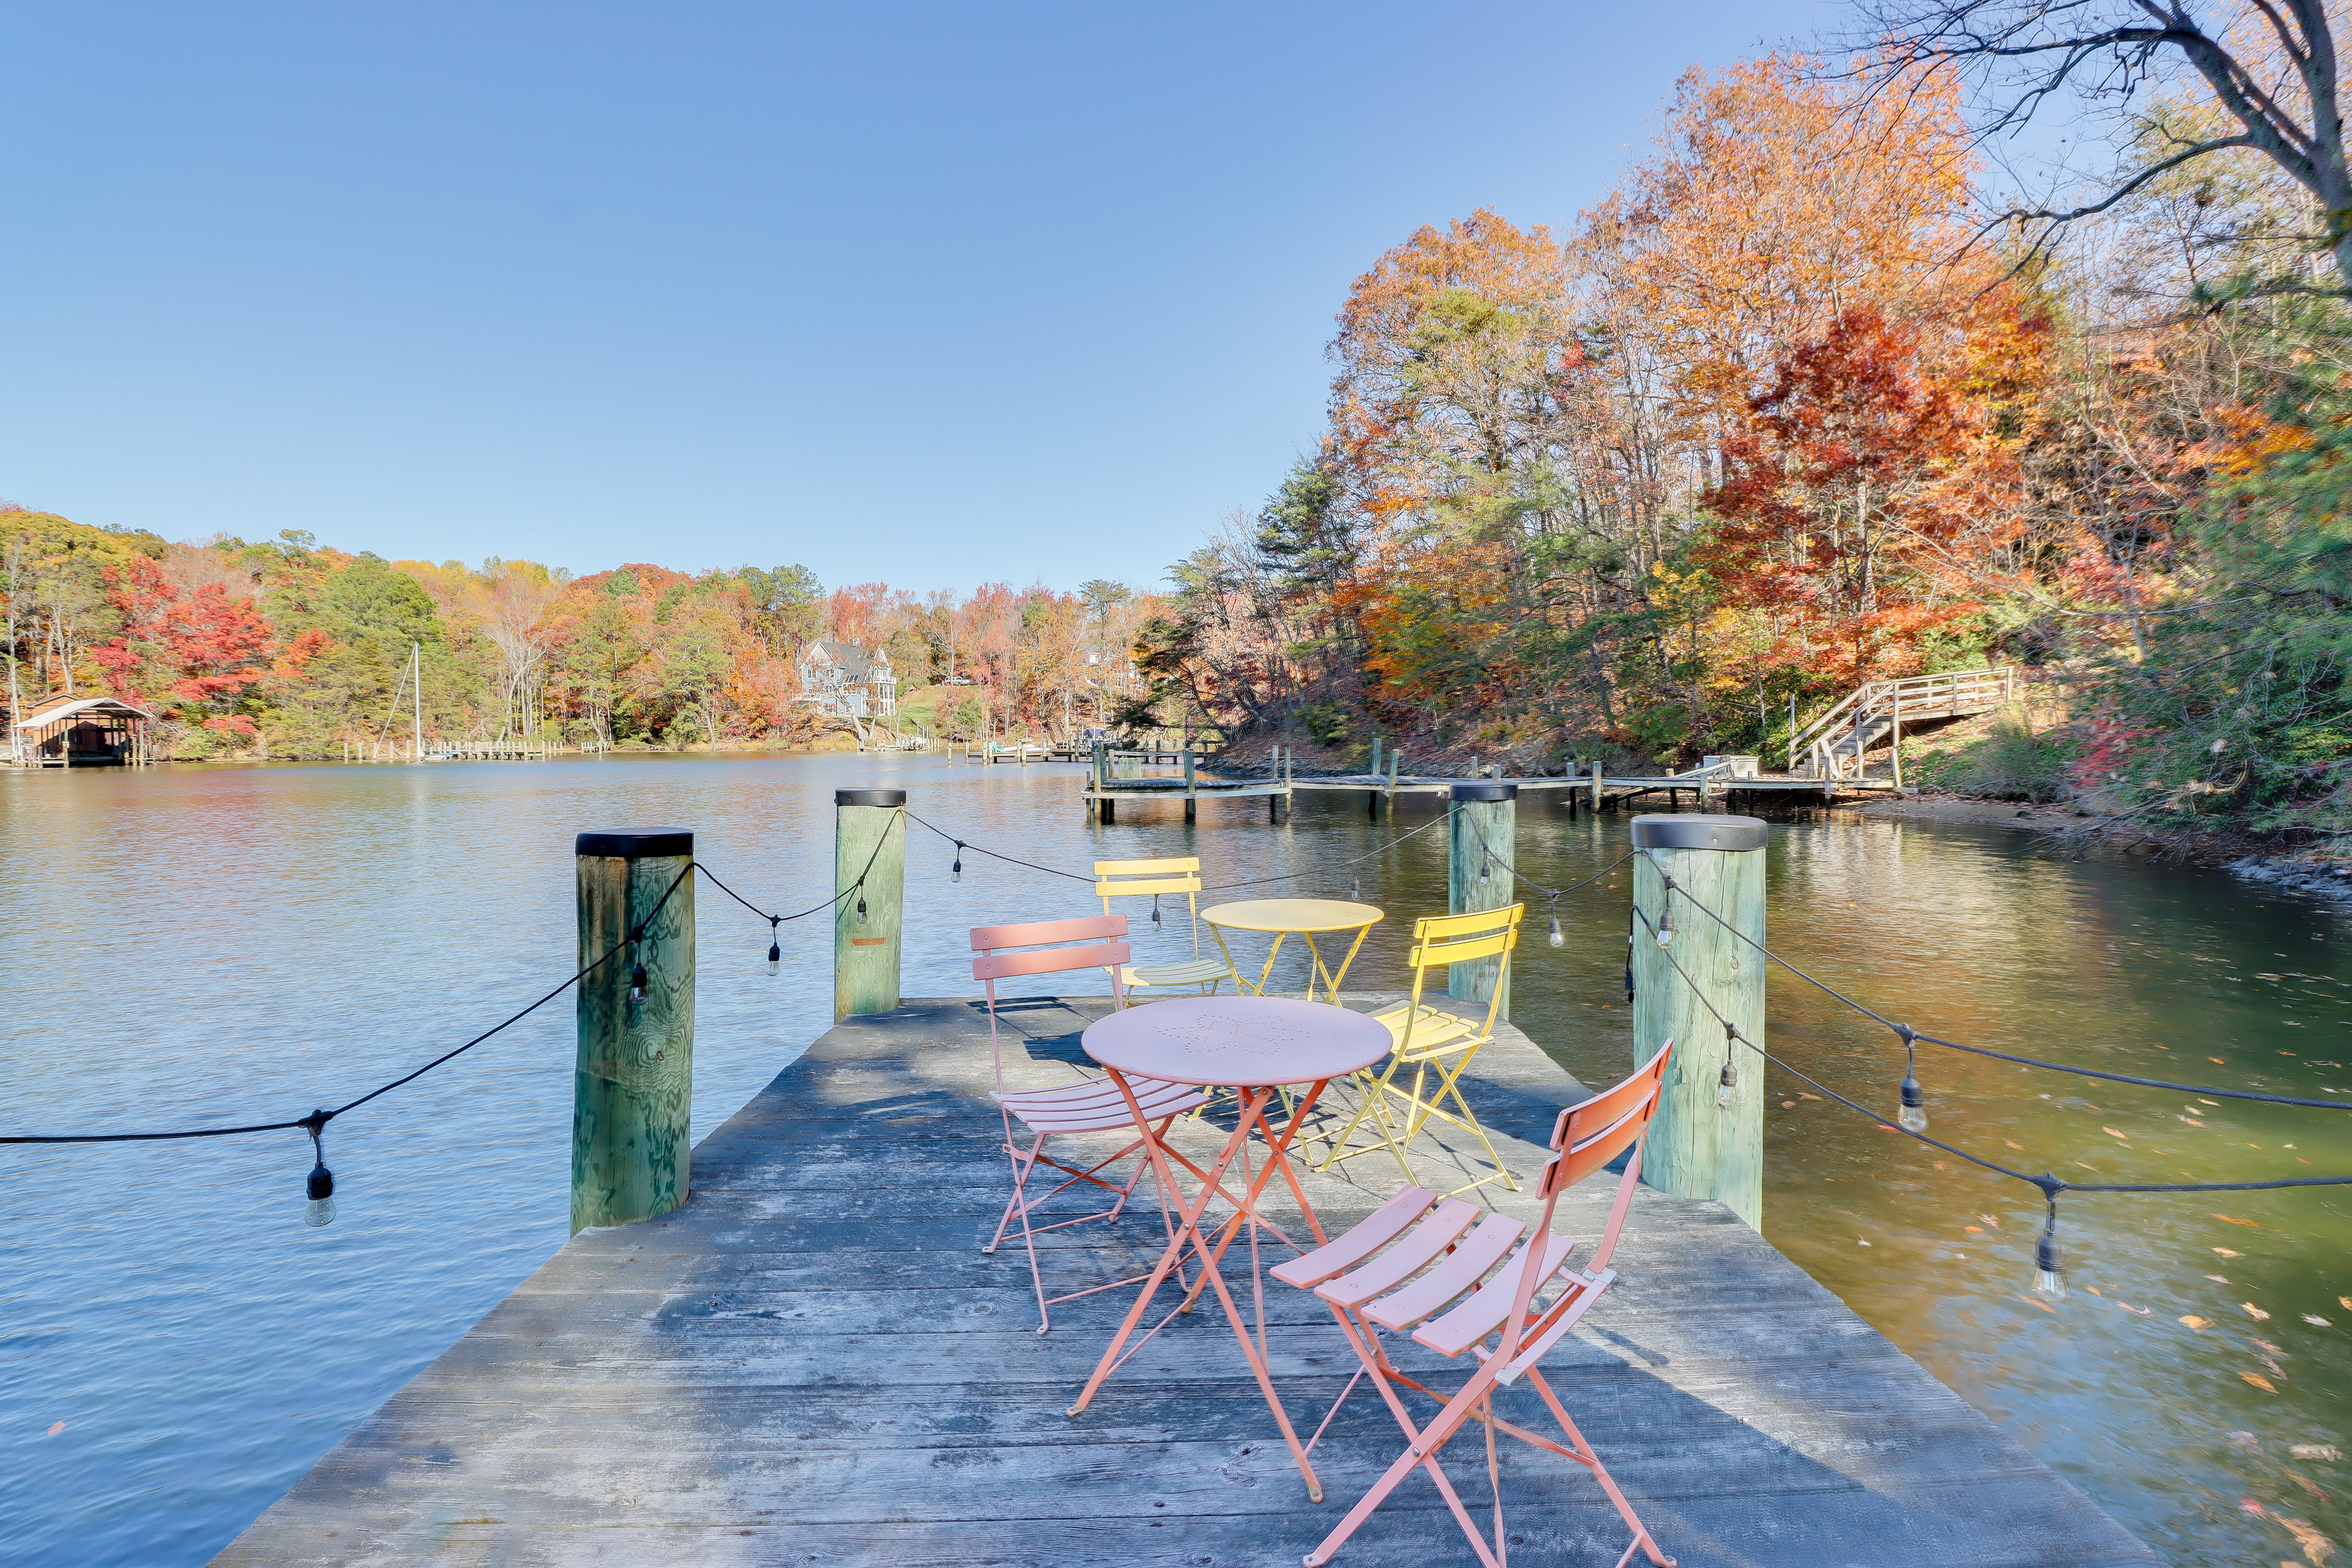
[0, 755, 2343, 1566]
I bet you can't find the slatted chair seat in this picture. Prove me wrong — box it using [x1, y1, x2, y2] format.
[1120, 953, 1237, 990]
[1094, 858, 1240, 1003]
[1309, 906, 1526, 1194]
[972, 914, 1208, 1334]
[1283, 1041, 1679, 1568]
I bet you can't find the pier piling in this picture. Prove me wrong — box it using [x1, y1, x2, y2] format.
[1446, 781, 1516, 1018]
[1630, 813, 1766, 1229]
[833, 789, 907, 1021]
[571, 829, 696, 1234]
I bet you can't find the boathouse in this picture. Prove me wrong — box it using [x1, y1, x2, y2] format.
[8, 694, 155, 767]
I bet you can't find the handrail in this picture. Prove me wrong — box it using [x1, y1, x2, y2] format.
[1789, 666, 2018, 777]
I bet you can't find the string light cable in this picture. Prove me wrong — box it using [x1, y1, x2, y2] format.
[693, 816, 902, 962]
[1632, 846, 2352, 1112]
[0, 831, 899, 1220]
[902, 804, 1465, 894]
[1627, 902, 2352, 1299]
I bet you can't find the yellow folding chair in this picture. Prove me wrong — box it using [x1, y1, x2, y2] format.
[1093, 857, 1238, 1005]
[1312, 904, 1523, 1196]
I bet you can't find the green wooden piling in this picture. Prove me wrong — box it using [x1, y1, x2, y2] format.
[1446, 781, 1516, 1018]
[834, 789, 907, 1021]
[571, 829, 696, 1235]
[1628, 813, 1766, 1230]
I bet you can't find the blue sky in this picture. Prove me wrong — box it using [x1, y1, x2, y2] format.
[1, 2, 1833, 595]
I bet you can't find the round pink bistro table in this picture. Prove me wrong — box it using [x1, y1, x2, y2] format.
[1068, 996, 1390, 1503]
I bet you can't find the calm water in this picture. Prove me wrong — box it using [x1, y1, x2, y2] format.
[2, 755, 2345, 1567]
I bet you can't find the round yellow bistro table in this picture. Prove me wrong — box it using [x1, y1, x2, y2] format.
[1199, 898, 1384, 1005]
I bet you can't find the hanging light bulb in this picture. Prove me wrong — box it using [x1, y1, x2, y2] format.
[856, 896, 868, 925]
[306, 1159, 337, 1227]
[767, 917, 782, 965]
[951, 843, 964, 882]
[1150, 894, 1163, 929]
[1898, 1074, 1929, 1133]
[1547, 911, 1564, 948]
[628, 962, 648, 1001]
[300, 1111, 335, 1228]
[1654, 905, 1674, 948]
[2035, 1224, 2065, 1299]
[1351, 876, 1362, 902]
[1894, 1025, 1926, 1131]
[1717, 1060, 1737, 1108]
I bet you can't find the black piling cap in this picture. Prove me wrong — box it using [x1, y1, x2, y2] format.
[576, 830, 694, 858]
[1629, 815, 1766, 851]
[835, 789, 908, 807]
[1449, 781, 1518, 802]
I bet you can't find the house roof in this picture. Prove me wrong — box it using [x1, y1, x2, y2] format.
[13, 694, 156, 730]
[802, 639, 892, 680]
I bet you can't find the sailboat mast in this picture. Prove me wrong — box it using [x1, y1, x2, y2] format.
[412, 642, 423, 763]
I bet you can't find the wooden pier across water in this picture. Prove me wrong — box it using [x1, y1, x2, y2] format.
[215, 996, 2150, 1568]
[1085, 770, 1898, 822]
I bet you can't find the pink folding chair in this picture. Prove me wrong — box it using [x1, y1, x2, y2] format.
[973, 915, 1212, 1335]
[1273, 1040, 1678, 1568]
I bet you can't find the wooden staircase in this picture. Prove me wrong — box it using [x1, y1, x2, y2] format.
[1789, 668, 2018, 782]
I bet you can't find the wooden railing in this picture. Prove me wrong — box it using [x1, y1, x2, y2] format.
[1789, 667, 2019, 780]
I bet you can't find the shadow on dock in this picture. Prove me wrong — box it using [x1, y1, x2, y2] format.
[214, 998, 2155, 1567]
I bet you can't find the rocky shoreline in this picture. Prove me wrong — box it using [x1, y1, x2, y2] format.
[1844, 791, 2352, 901]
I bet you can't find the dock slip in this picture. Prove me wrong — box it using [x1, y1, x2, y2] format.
[216, 998, 2152, 1568]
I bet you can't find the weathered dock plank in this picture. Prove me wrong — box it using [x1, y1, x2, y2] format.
[213, 997, 2154, 1568]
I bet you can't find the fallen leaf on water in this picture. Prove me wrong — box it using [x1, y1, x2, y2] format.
[1781, 1100, 1795, 1109]
[2217, 1248, 2244, 1257]
[1978, 1214, 2001, 1227]
[1798, 1091, 1820, 1101]
[2120, 1302, 2152, 1316]
[2005, 1139, 2026, 1150]
[45, 1422, 62, 1437]
[1965, 1226, 1984, 1234]
[2280, 1517, 2334, 1564]
[2072, 1161, 2101, 1172]
[2256, 1338, 2287, 1355]
[2225, 1430, 2261, 1450]
[2245, 1498, 2271, 1517]
[2291, 1446, 2343, 1461]
[2247, 1303, 2275, 1321]
[2340, 1297, 2351, 1311]
[2290, 1471, 2329, 1501]
[2244, 1373, 2279, 1392]
[2018, 1295, 2056, 1314]
[2217, 1215, 2261, 1227]
[2208, 1274, 2232, 1283]
[1856, 1238, 1871, 1246]
[2086, 1284, 2103, 1296]
[2182, 1117, 2207, 1126]
[2307, 1316, 2335, 1328]
[2212, 1057, 2228, 1065]
[2105, 1126, 2132, 1139]
[2182, 1316, 2214, 1330]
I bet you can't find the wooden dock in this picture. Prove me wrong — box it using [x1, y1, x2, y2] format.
[214, 998, 2153, 1568]
[1085, 770, 1898, 821]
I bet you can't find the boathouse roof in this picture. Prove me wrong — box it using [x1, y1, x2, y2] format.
[12, 694, 156, 731]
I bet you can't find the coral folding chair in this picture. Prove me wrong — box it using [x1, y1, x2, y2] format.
[1094, 857, 1238, 1003]
[972, 915, 1212, 1333]
[1311, 905, 1525, 1196]
[1274, 1039, 1677, 1568]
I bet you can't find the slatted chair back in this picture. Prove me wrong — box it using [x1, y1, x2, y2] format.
[1397, 904, 1522, 1055]
[1534, 1037, 1673, 1275]
[1094, 857, 1205, 954]
[970, 916, 1130, 1086]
